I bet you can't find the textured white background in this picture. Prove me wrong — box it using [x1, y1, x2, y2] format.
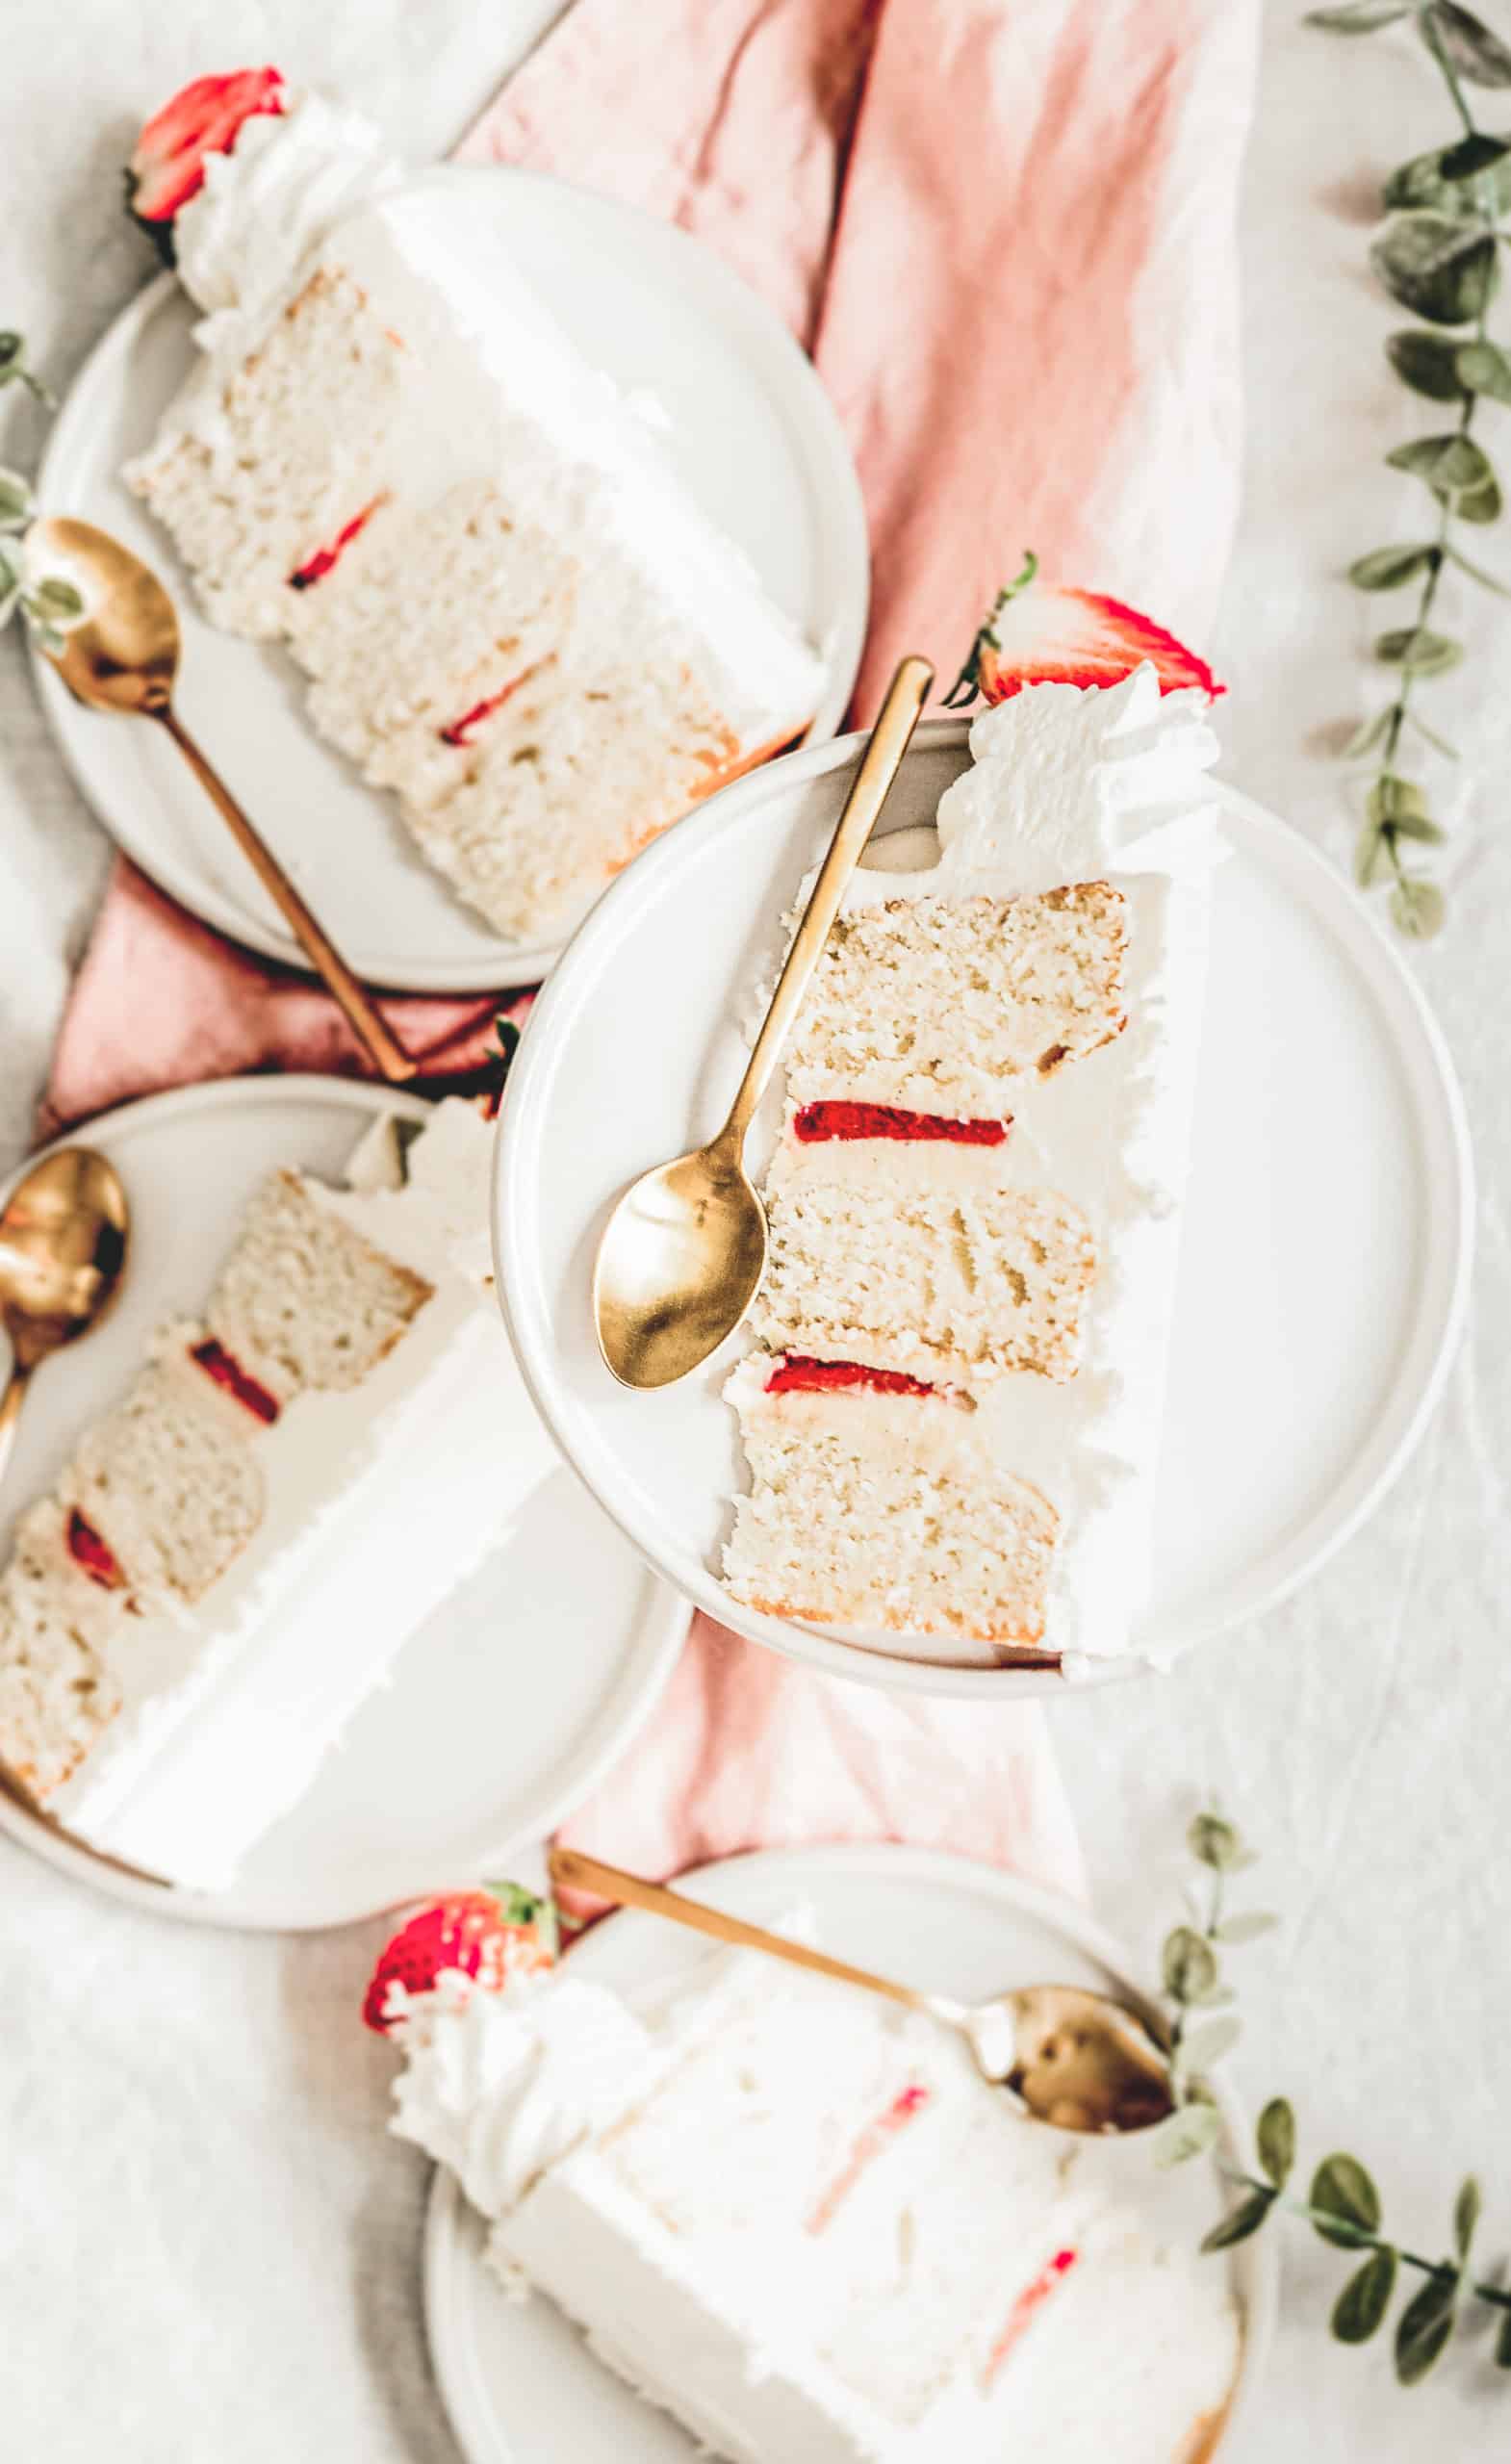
[2, 4, 1508, 2457]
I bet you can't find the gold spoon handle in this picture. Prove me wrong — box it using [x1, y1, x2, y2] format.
[721, 656, 933, 1143]
[549, 1844, 929, 2015]
[0, 1362, 32, 1491]
[154, 706, 418, 1085]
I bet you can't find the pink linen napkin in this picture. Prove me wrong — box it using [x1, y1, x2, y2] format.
[40, 0, 1259, 1905]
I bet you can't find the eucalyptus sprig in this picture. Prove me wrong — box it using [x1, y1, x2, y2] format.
[1306, 0, 1511, 938]
[1157, 1807, 1511, 2390]
[0, 334, 86, 654]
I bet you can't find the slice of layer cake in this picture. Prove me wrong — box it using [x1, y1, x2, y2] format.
[125, 84, 825, 942]
[0, 1100, 557, 1887]
[389, 1939, 1243, 2463]
[723, 664, 1222, 1669]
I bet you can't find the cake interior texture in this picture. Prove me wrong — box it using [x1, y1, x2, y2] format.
[391, 1942, 1243, 2464]
[127, 104, 825, 943]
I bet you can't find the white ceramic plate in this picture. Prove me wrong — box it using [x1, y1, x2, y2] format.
[423, 1841, 1277, 2464]
[32, 166, 869, 992]
[0, 1076, 687, 1931]
[495, 723, 1474, 1697]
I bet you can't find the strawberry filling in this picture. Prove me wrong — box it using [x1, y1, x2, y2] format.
[191, 1338, 280, 1424]
[765, 1356, 935, 1400]
[289, 498, 383, 589]
[438, 658, 548, 748]
[807, 2084, 932, 2234]
[66, 1509, 126, 1592]
[793, 1101, 1009, 1146]
[983, 2247, 1080, 2386]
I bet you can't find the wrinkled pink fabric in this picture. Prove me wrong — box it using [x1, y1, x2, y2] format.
[42, 0, 1259, 1906]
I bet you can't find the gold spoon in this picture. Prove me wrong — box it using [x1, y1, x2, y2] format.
[550, 1845, 1175, 2137]
[0, 1148, 130, 1489]
[593, 654, 933, 1389]
[33, 517, 416, 1086]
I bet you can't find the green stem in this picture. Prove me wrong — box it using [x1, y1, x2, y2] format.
[1418, 3, 1478, 140]
[1228, 2170, 1511, 2309]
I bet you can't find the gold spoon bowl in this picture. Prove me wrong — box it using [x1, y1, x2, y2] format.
[593, 655, 934, 1389]
[0, 1147, 130, 1489]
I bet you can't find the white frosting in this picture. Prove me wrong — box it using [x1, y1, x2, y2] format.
[391, 1938, 1242, 2463]
[51, 1100, 559, 1888]
[155, 90, 823, 742]
[738, 669, 1222, 1671]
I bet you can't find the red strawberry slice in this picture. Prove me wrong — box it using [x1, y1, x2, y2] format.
[363, 1881, 558, 2034]
[126, 68, 286, 258]
[943, 551, 1221, 709]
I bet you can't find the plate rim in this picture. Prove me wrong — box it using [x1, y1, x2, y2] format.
[0, 1071, 690, 1934]
[422, 1837, 1278, 2464]
[492, 719, 1475, 1701]
[31, 162, 870, 993]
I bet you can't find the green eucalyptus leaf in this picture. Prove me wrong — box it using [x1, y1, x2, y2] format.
[28, 577, 84, 625]
[1188, 1811, 1241, 1870]
[1387, 330, 1468, 399]
[1179, 2015, 1242, 2073]
[1306, 1, 1410, 25]
[1333, 2246, 1398, 2343]
[1496, 2305, 1511, 2367]
[1441, 130, 1511, 180]
[1386, 430, 1498, 503]
[1422, 1, 1511, 89]
[1446, 538, 1511, 590]
[1215, 1910, 1279, 1944]
[0, 465, 33, 528]
[0, 331, 23, 371]
[1454, 2175, 1482, 2259]
[1455, 471, 1503, 522]
[0, 534, 25, 588]
[1356, 823, 1392, 886]
[1349, 541, 1439, 587]
[1257, 2096, 1296, 2189]
[1392, 877, 1447, 937]
[1373, 627, 1462, 673]
[1149, 2101, 1222, 2169]
[1395, 2269, 1459, 2385]
[1455, 339, 1511, 401]
[1393, 811, 1446, 843]
[1403, 706, 1460, 755]
[26, 618, 64, 657]
[1380, 145, 1511, 213]
[1342, 706, 1396, 757]
[1369, 773, 1430, 825]
[1311, 2153, 1383, 2247]
[0, 581, 21, 632]
[1200, 2189, 1275, 2254]
[1163, 1925, 1218, 2004]
[1371, 214, 1498, 323]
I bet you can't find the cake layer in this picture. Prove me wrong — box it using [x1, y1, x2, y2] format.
[127, 95, 826, 941]
[782, 882, 1128, 1116]
[756, 1171, 1097, 1385]
[391, 1941, 1243, 2464]
[722, 1371, 1060, 1647]
[0, 1100, 559, 1886]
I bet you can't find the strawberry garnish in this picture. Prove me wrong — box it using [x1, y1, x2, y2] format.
[943, 550, 1221, 709]
[362, 1881, 557, 2034]
[126, 68, 286, 261]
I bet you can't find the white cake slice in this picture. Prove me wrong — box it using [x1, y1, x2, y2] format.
[125, 89, 826, 941]
[723, 667, 1222, 1669]
[0, 1100, 557, 1888]
[389, 1941, 1242, 2464]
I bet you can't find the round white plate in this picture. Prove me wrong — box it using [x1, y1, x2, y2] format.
[495, 722, 1474, 1698]
[0, 1076, 687, 1931]
[33, 166, 869, 993]
[423, 1841, 1277, 2464]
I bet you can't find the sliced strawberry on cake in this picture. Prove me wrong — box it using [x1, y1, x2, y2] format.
[943, 552, 1222, 707]
[126, 67, 285, 259]
[364, 1882, 558, 2033]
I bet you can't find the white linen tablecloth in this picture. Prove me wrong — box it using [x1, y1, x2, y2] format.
[1, 4, 1507, 2456]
